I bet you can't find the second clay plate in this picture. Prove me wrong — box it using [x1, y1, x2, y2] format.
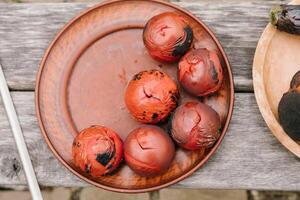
[253, 0, 300, 158]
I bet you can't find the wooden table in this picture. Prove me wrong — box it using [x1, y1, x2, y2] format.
[0, 0, 299, 191]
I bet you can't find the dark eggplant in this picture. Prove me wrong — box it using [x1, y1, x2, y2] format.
[270, 5, 300, 35]
[278, 70, 300, 140]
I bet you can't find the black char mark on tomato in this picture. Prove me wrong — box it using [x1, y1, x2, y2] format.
[96, 148, 115, 166]
[172, 26, 193, 57]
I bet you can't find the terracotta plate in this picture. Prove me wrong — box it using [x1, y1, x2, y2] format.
[253, 0, 300, 158]
[36, 0, 234, 193]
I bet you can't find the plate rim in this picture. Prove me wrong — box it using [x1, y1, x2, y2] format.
[253, 23, 300, 158]
[35, 0, 235, 193]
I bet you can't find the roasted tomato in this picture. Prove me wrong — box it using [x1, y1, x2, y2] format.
[170, 102, 221, 150]
[72, 125, 123, 177]
[124, 126, 175, 177]
[143, 12, 193, 63]
[278, 70, 300, 141]
[124, 70, 179, 124]
[178, 48, 223, 96]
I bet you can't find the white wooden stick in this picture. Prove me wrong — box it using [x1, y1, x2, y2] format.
[0, 62, 43, 200]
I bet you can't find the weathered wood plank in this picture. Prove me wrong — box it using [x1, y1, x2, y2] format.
[0, 1, 288, 91]
[1, 92, 299, 190]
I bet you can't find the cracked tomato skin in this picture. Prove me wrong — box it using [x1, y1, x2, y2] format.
[124, 70, 179, 124]
[72, 125, 123, 177]
[124, 126, 175, 177]
[178, 48, 223, 97]
[170, 102, 221, 150]
[143, 12, 193, 63]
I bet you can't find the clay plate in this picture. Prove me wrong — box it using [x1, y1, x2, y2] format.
[253, 0, 300, 158]
[36, 0, 234, 193]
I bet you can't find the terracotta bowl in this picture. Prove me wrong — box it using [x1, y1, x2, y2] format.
[253, 0, 300, 158]
[36, 0, 234, 193]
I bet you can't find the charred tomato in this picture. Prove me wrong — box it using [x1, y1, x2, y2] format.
[143, 12, 193, 63]
[170, 102, 221, 150]
[124, 69, 179, 124]
[178, 48, 223, 97]
[124, 126, 175, 177]
[72, 125, 123, 177]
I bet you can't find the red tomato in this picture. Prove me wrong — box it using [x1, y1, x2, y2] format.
[72, 125, 123, 177]
[124, 126, 175, 177]
[125, 70, 179, 124]
[143, 12, 193, 63]
[170, 102, 221, 150]
[178, 48, 223, 96]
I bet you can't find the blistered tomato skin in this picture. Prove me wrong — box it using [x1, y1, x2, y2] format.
[143, 12, 193, 63]
[125, 70, 179, 124]
[72, 126, 123, 177]
[124, 126, 175, 177]
[171, 102, 221, 150]
[178, 48, 223, 97]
